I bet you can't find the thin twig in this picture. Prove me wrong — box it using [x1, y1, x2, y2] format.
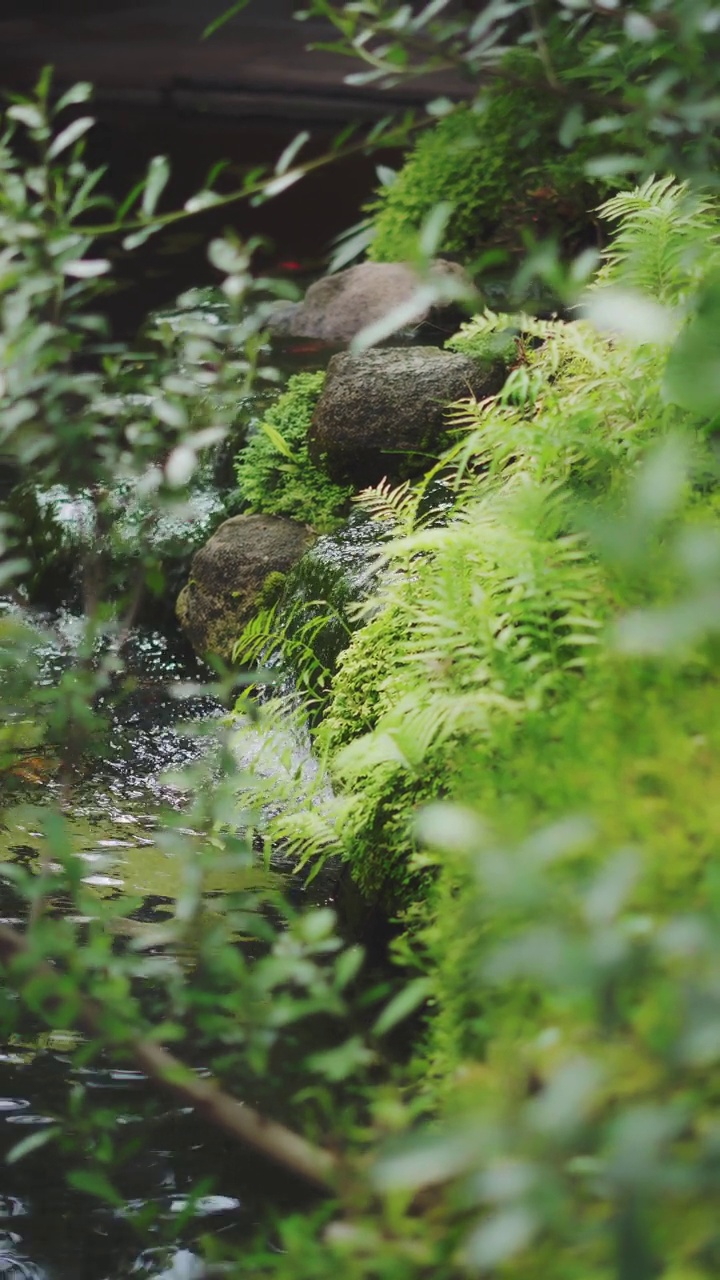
[0, 922, 339, 1190]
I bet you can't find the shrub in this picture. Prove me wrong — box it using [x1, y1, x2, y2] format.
[366, 59, 605, 266]
[279, 180, 720, 923]
[234, 372, 352, 531]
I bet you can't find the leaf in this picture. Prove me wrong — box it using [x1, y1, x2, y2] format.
[260, 171, 303, 200]
[463, 1208, 538, 1268]
[54, 83, 93, 114]
[6, 105, 44, 130]
[67, 1169, 124, 1206]
[6, 1126, 60, 1164]
[351, 284, 437, 350]
[664, 274, 720, 416]
[142, 155, 170, 217]
[376, 164, 398, 187]
[373, 977, 432, 1036]
[306, 1036, 374, 1082]
[203, 0, 253, 39]
[122, 225, 161, 251]
[425, 96, 454, 117]
[184, 191, 223, 213]
[583, 288, 677, 345]
[419, 200, 454, 257]
[328, 221, 376, 273]
[584, 154, 642, 178]
[335, 945, 365, 991]
[275, 131, 310, 176]
[260, 422, 295, 460]
[373, 1128, 478, 1191]
[115, 177, 147, 222]
[47, 116, 94, 159]
[63, 259, 111, 278]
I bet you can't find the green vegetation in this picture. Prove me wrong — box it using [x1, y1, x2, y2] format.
[4, 0, 720, 1276]
[244, 174, 720, 1280]
[366, 65, 604, 266]
[234, 372, 353, 531]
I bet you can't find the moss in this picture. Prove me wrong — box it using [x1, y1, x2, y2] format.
[445, 324, 518, 367]
[234, 372, 352, 532]
[255, 571, 288, 610]
[367, 60, 606, 265]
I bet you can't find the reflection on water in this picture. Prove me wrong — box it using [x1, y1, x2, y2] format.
[0, 610, 325, 1278]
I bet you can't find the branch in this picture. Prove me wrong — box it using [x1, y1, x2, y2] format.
[81, 118, 424, 239]
[0, 923, 338, 1190]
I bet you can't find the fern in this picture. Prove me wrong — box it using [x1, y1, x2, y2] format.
[353, 479, 419, 532]
[234, 175, 720, 915]
[595, 175, 720, 305]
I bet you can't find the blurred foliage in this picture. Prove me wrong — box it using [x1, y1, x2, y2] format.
[6, 0, 720, 1275]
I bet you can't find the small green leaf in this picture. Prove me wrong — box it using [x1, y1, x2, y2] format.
[7, 105, 44, 130]
[122, 226, 161, 251]
[261, 171, 303, 200]
[47, 116, 94, 160]
[373, 977, 432, 1036]
[275, 131, 310, 177]
[260, 422, 295, 460]
[142, 155, 170, 217]
[203, 0, 253, 39]
[335, 946, 365, 991]
[67, 1169, 124, 1206]
[6, 1126, 60, 1165]
[54, 83, 93, 114]
[185, 191, 223, 213]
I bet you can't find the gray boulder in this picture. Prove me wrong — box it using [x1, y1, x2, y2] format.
[308, 347, 507, 487]
[176, 514, 315, 661]
[268, 259, 473, 345]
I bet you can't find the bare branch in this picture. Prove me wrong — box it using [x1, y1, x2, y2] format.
[0, 922, 339, 1190]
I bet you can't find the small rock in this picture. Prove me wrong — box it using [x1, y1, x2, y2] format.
[308, 346, 507, 487]
[176, 514, 315, 661]
[267, 259, 473, 345]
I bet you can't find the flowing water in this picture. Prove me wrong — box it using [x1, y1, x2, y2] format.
[0, 602, 338, 1279]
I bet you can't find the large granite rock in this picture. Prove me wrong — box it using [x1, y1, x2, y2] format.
[268, 259, 473, 345]
[176, 514, 315, 661]
[308, 347, 507, 487]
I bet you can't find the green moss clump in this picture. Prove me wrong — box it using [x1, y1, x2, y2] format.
[234, 372, 352, 532]
[367, 67, 604, 265]
[445, 324, 518, 367]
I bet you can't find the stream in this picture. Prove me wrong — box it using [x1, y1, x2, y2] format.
[0, 603, 337, 1280]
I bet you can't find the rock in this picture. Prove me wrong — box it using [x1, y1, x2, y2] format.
[176, 514, 315, 661]
[267, 259, 473, 345]
[308, 346, 507, 487]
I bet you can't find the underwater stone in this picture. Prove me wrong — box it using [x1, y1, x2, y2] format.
[176, 514, 316, 662]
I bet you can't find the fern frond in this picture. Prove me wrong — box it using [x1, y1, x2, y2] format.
[595, 176, 720, 305]
[232, 605, 279, 669]
[354, 478, 417, 528]
[449, 308, 568, 347]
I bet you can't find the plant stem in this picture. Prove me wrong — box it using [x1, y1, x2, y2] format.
[0, 922, 339, 1190]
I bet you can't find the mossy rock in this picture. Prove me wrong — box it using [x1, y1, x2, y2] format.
[308, 346, 509, 487]
[176, 514, 316, 662]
